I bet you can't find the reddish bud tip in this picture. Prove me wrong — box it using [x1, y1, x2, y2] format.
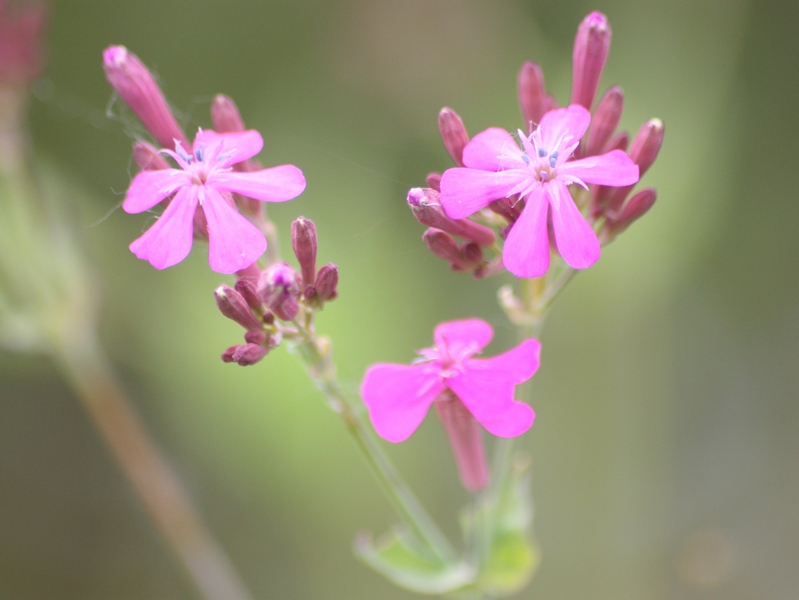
[438, 107, 470, 167]
[291, 216, 318, 287]
[425, 172, 442, 191]
[586, 86, 624, 157]
[314, 263, 339, 303]
[102, 45, 188, 149]
[211, 95, 246, 133]
[517, 60, 548, 130]
[607, 188, 657, 235]
[570, 12, 612, 110]
[408, 188, 496, 247]
[423, 228, 469, 271]
[629, 118, 665, 177]
[132, 141, 170, 171]
[221, 343, 268, 366]
[214, 284, 263, 332]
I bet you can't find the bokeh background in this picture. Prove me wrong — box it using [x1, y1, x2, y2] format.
[2, 0, 798, 598]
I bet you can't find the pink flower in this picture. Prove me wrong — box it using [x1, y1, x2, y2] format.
[123, 128, 306, 273]
[439, 104, 639, 277]
[361, 319, 540, 444]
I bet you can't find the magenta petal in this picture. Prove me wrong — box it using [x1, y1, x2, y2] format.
[462, 127, 519, 171]
[539, 104, 591, 150]
[361, 363, 444, 443]
[213, 165, 306, 202]
[123, 169, 186, 213]
[559, 149, 639, 186]
[447, 369, 534, 438]
[197, 129, 264, 165]
[549, 181, 600, 269]
[433, 319, 494, 354]
[440, 168, 525, 220]
[129, 186, 197, 269]
[470, 338, 542, 383]
[200, 189, 267, 274]
[503, 186, 550, 277]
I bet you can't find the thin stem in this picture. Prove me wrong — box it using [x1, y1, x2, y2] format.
[291, 331, 457, 563]
[51, 332, 255, 600]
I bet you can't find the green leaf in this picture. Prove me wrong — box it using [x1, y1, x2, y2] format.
[355, 528, 475, 595]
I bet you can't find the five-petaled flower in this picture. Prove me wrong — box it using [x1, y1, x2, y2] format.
[440, 104, 639, 278]
[361, 318, 540, 443]
[123, 128, 306, 273]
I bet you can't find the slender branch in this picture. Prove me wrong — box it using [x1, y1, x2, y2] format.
[51, 332, 255, 600]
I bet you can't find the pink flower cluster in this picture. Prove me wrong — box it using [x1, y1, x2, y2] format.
[103, 46, 306, 274]
[412, 12, 664, 279]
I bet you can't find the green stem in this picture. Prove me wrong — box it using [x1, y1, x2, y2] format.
[291, 331, 457, 563]
[51, 332, 255, 600]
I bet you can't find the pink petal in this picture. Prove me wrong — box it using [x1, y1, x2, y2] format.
[200, 188, 267, 274]
[440, 167, 526, 220]
[462, 127, 519, 171]
[447, 369, 534, 438]
[549, 181, 600, 269]
[197, 129, 264, 165]
[212, 165, 306, 202]
[539, 104, 591, 150]
[129, 186, 198, 269]
[558, 149, 639, 186]
[503, 186, 550, 277]
[467, 338, 542, 383]
[361, 363, 444, 443]
[123, 169, 186, 213]
[433, 319, 494, 353]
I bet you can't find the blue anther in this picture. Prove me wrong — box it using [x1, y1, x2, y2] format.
[194, 147, 205, 162]
[549, 150, 559, 168]
[522, 153, 530, 165]
[537, 147, 547, 158]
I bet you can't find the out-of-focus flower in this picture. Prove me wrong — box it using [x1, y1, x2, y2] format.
[0, 0, 46, 86]
[361, 319, 540, 443]
[123, 128, 305, 273]
[440, 105, 638, 277]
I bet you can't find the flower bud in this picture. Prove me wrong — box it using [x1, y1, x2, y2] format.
[314, 263, 339, 302]
[517, 60, 548, 130]
[257, 262, 300, 321]
[585, 86, 623, 157]
[102, 46, 188, 150]
[570, 12, 611, 110]
[438, 107, 469, 167]
[606, 188, 657, 237]
[423, 228, 469, 271]
[221, 343, 268, 366]
[214, 284, 263, 332]
[408, 188, 496, 247]
[0, 1, 47, 85]
[234, 277, 262, 312]
[425, 172, 442, 191]
[291, 216, 317, 287]
[211, 94, 246, 134]
[606, 119, 664, 214]
[132, 141, 170, 171]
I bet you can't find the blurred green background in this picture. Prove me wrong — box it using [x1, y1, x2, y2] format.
[2, 0, 798, 598]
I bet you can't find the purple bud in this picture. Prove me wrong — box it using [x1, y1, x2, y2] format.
[423, 229, 469, 272]
[214, 284, 263, 332]
[488, 197, 521, 225]
[461, 242, 484, 266]
[291, 216, 318, 287]
[606, 119, 664, 214]
[517, 60, 548, 130]
[570, 12, 612, 110]
[438, 107, 470, 167]
[211, 94, 246, 134]
[607, 188, 657, 236]
[132, 141, 171, 171]
[257, 262, 300, 321]
[425, 172, 442, 191]
[586, 86, 624, 157]
[408, 188, 496, 247]
[314, 263, 339, 302]
[221, 343, 268, 366]
[234, 277, 262, 312]
[102, 46, 188, 150]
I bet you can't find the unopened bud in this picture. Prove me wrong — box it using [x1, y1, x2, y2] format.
[257, 262, 300, 321]
[214, 285, 263, 332]
[234, 278, 262, 312]
[586, 86, 623, 157]
[314, 263, 339, 302]
[607, 188, 657, 236]
[423, 229, 469, 271]
[132, 141, 170, 171]
[425, 172, 442, 191]
[221, 343, 268, 366]
[570, 12, 611, 110]
[517, 60, 548, 130]
[102, 46, 188, 149]
[438, 107, 469, 167]
[291, 216, 318, 287]
[211, 95, 246, 133]
[606, 119, 664, 214]
[408, 188, 496, 247]
[461, 242, 484, 266]
[488, 197, 521, 225]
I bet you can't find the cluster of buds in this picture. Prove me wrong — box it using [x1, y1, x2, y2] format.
[411, 11, 664, 275]
[215, 216, 339, 366]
